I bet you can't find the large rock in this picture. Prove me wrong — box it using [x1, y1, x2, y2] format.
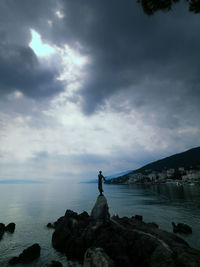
[5, 222, 15, 233]
[0, 222, 15, 240]
[83, 247, 115, 267]
[90, 195, 110, 225]
[9, 243, 41, 264]
[172, 222, 192, 234]
[52, 210, 90, 260]
[51, 196, 200, 267]
[0, 223, 5, 240]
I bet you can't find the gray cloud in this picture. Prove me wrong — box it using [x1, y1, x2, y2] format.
[0, 40, 63, 98]
[0, 0, 65, 100]
[1, 0, 200, 120]
[49, 0, 200, 131]
[0, 0, 59, 45]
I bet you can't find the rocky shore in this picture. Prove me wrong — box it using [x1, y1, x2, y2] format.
[51, 195, 200, 267]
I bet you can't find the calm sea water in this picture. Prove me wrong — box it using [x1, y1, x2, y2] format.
[0, 181, 200, 266]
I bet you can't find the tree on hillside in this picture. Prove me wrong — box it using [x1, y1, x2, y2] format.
[137, 0, 200, 14]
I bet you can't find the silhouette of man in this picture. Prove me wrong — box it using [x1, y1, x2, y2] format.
[98, 170, 106, 196]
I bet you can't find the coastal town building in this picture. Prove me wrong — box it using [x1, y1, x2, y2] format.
[126, 167, 200, 184]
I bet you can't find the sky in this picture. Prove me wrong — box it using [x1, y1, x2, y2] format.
[0, 0, 200, 182]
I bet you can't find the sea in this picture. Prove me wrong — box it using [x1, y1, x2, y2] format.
[0, 181, 200, 266]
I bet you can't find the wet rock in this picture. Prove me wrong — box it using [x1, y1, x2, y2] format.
[5, 222, 15, 233]
[52, 196, 200, 267]
[0, 223, 5, 240]
[9, 243, 41, 264]
[46, 260, 63, 267]
[0, 222, 15, 239]
[83, 247, 115, 267]
[172, 222, 192, 234]
[0, 223, 5, 232]
[47, 222, 56, 229]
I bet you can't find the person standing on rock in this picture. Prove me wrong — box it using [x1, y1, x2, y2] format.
[98, 170, 106, 196]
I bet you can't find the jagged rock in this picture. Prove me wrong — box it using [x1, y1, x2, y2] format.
[9, 243, 41, 264]
[133, 215, 143, 221]
[51, 195, 200, 267]
[83, 247, 115, 267]
[46, 260, 63, 267]
[0, 222, 15, 239]
[90, 195, 110, 224]
[5, 222, 15, 233]
[52, 210, 90, 260]
[0, 223, 5, 240]
[172, 222, 192, 234]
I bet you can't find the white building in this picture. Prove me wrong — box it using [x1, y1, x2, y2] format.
[167, 168, 175, 178]
[182, 170, 200, 180]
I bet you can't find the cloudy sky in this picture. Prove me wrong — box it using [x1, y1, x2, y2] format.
[0, 0, 200, 181]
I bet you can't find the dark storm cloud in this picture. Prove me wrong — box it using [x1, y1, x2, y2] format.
[0, 0, 60, 45]
[0, 41, 63, 98]
[51, 0, 200, 124]
[0, 0, 64, 99]
[1, 0, 200, 130]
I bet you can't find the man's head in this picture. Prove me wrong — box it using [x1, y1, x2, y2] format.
[99, 170, 102, 174]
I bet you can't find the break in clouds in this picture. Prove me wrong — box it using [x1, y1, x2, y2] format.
[0, 0, 200, 180]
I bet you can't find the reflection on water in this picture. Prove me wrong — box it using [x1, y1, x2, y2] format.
[151, 183, 198, 201]
[0, 182, 200, 266]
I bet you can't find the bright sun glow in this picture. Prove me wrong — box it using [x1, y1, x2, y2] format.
[29, 29, 54, 57]
[55, 10, 64, 19]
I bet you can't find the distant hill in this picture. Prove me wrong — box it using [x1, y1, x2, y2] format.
[105, 170, 133, 180]
[83, 170, 133, 183]
[106, 146, 200, 184]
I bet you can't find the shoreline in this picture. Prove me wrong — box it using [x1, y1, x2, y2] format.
[106, 180, 200, 186]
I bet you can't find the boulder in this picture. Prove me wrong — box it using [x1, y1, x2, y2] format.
[0, 223, 5, 240]
[83, 247, 115, 267]
[90, 195, 110, 224]
[0, 223, 5, 232]
[9, 243, 41, 264]
[172, 222, 192, 234]
[5, 222, 15, 233]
